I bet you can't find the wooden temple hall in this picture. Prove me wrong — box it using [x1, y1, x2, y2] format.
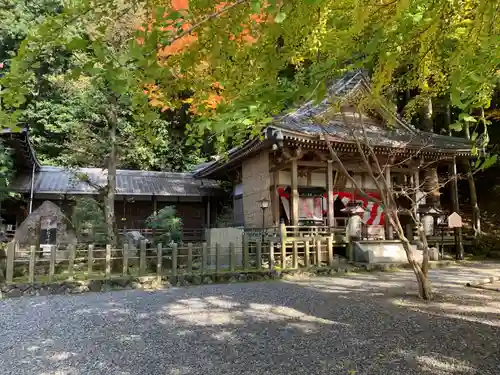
[195, 71, 474, 259]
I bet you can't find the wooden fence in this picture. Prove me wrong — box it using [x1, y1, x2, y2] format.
[2, 236, 340, 284]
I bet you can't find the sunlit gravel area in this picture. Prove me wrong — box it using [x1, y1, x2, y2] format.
[0, 263, 499, 375]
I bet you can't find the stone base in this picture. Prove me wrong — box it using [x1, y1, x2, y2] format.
[353, 241, 423, 263]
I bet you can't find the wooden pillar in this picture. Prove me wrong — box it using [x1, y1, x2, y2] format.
[122, 196, 127, 230]
[291, 159, 299, 226]
[385, 166, 393, 240]
[327, 160, 334, 227]
[206, 197, 211, 228]
[271, 171, 280, 226]
[450, 158, 464, 259]
[152, 194, 157, 216]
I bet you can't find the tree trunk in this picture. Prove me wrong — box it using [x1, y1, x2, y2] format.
[420, 96, 434, 132]
[389, 211, 432, 300]
[463, 124, 481, 236]
[416, 223, 430, 276]
[105, 105, 118, 247]
[423, 168, 440, 207]
[398, 227, 432, 300]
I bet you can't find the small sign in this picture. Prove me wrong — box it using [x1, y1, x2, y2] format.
[448, 212, 463, 228]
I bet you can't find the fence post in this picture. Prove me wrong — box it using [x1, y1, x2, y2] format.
[6, 241, 15, 284]
[172, 243, 178, 278]
[29, 245, 36, 283]
[156, 243, 163, 281]
[243, 234, 249, 271]
[105, 244, 111, 278]
[269, 242, 274, 271]
[281, 237, 287, 269]
[292, 241, 298, 269]
[88, 244, 94, 277]
[305, 241, 310, 268]
[122, 243, 129, 276]
[201, 243, 207, 275]
[139, 240, 146, 275]
[316, 239, 322, 265]
[256, 241, 262, 271]
[327, 236, 334, 267]
[229, 242, 235, 272]
[48, 245, 56, 282]
[280, 222, 287, 255]
[187, 243, 193, 274]
[215, 243, 221, 274]
[68, 244, 75, 281]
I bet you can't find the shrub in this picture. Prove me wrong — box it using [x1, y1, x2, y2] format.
[145, 206, 182, 245]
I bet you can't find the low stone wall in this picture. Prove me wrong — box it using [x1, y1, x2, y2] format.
[0, 260, 458, 299]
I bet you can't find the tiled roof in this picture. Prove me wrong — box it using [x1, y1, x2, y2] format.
[9, 166, 220, 196]
[275, 71, 471, 152]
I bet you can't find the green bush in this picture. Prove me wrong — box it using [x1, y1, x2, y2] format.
[71, 197, 107, 243]
[145, 206, 182, 245]
[471, 233, 500, 258]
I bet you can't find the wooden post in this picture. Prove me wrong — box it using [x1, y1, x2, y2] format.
[229, 242, 235, 272]
[450, 159, 464, 259]
[172, 243, 178, 277]
[281, 238, 286, 269]
[316, 239, 322, 265]
[68, 244, 75, 281]
[327, 160, 335, 227]
[187, 243, 193, 274]
[272, 171, 280, 225]
[122, 243, 129, 276]
[201, 243, 207, 274]
[327, 236, 334, 267]
[279, 222, 287, 267]
[256, 241, 262, 271]
[157, 243, 163, 280]
[215, 243, 221, 274]
[105, 244, 111, 278]
[48, 245, 56, 282]
[29, 245, 36, 283]
[305, 240, 310, 268]
[139, 240, 146, 275]
[6, 241, 15, 283]
[88, 244, 94, 276]
[291, 158, 299, 226]
[292, 241, 298, 269]
[268, 242, 275, 271]
[385, 166, 393, 240]
[243, 234, 250, 271]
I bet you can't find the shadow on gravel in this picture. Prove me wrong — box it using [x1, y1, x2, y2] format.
[1, 267, 499, 375]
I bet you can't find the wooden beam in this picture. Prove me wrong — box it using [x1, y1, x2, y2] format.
[327, 160, 334, 227]
[450, 158, 464, 259]
[291, 158, 299, 226]
[270, 161, 291, 172]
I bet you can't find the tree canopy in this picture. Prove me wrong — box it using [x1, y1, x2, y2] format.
[0, 0, 499, 159]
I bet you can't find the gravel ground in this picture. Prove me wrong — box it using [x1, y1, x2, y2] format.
[0, 264, 499, 375]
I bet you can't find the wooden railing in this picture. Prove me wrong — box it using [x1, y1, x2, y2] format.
[2, 235, 343, 284]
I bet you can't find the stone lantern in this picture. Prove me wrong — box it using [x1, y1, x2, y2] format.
[342, 202, 365, 240]
[418, 205, 443, 237]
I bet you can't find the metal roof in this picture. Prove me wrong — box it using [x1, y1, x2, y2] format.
[9, 166, 220, 196]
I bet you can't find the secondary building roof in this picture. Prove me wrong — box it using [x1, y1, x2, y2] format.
[1, 130, 220, 197]
[9, 166, 219, 197]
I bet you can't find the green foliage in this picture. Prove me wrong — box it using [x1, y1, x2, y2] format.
[1, 0, 499, 161]
[0, 141, 14, 202]
[145, 206, 182, 244]
[70, 197, 107, 242]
